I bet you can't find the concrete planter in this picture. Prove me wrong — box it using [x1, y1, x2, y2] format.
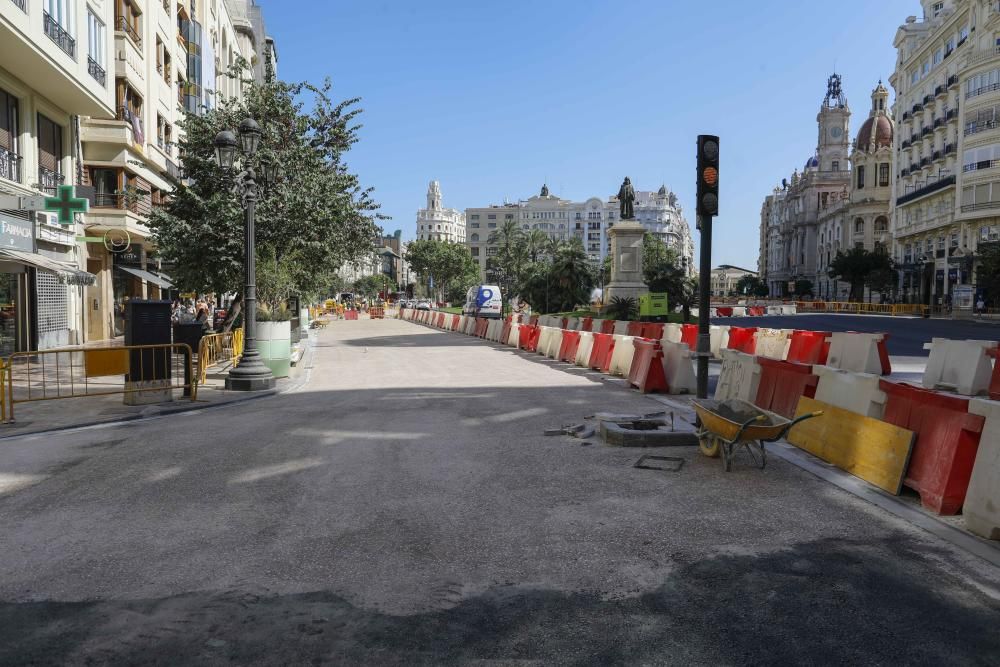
[257, 320, 291, 378]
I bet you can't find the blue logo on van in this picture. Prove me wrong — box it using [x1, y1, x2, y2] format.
[477, 288, 493, 306]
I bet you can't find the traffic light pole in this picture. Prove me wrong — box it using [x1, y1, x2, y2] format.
[696, 214, 712, 399]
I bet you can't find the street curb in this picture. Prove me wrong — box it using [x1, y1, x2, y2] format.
[0, 334, 318, 441]
[768, 441, 1000, 569]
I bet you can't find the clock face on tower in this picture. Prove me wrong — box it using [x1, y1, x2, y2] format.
[830, 126, 844, 139]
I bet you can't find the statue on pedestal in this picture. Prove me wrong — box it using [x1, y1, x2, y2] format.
[618, 177, 636, 220]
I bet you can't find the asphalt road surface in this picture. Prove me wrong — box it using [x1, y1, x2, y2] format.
[711, 313, 1000, 357]
[1, 319, 999, 665]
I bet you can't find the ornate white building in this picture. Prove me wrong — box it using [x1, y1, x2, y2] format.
[760, 74, 853, 296]
[467, 183, 694, 279]
[815, 82, 895, 300]
[416, 180, 465, 243]
[890, 0, 999, 308]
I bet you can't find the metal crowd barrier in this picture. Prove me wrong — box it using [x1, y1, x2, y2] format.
[196, 329, 244, 385]
[3, 343, 196, 423]
[794, 301, 930, 317]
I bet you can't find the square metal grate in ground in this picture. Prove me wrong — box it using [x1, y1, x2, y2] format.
[634, 455, 685, 472]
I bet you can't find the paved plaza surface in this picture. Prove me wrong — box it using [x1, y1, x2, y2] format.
[714, 313, 1000, 357]
[1, 318, 999, 665]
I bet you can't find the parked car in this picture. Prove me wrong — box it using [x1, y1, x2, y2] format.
[415, 300, 431, 311]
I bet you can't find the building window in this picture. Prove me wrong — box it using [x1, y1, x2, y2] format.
[471, 247, 479, 257]
[487, 214, 496, 220]
[856, 165, 865, 189]
[87, 10, 107, 85]
[0, 89, 21, 183]
[37, 114, 64, 192]
[470, 222, 479, 228]
[115, 0, 142, 47]
[875, 217, 888, 234]
[470, 214, 479, 220]
[470, 233, 479, 242]
[505, 214, 513, 220]
[854, 218, 865, 234]
[488, 222, 496, 229]
[879, 163, 890, 187]
[486, 247, 497, 257]
[832, 160, 839, 171]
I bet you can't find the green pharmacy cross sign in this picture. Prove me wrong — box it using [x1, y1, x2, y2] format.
[44, 185, 89, 225]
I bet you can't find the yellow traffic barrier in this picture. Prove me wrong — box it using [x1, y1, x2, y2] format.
[197, 329, 244, 384]
[788, 396, 915, 494]
[3, 343, 197, 423]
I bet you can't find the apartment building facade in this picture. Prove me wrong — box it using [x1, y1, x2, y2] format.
[467, 183, 695, 279]
[0, 0, 116, 355]
[416, 180, 465, 243]
[79, 0, 253, 340]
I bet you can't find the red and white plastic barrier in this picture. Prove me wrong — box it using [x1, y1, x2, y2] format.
[922, 338, 997, 396]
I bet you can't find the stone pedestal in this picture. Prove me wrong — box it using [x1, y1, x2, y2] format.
[605, 221, 649, 303]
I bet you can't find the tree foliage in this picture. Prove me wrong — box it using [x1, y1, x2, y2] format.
[147, 65, 383, 303]
[641, 233, 692, 314]
[404, 239, 479, 302]
[977, 242, 1000, 306]
[735, 274, 769, 297]
[827, 248, 894, 301]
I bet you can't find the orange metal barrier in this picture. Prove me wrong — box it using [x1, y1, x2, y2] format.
[197, 329, 244, 384]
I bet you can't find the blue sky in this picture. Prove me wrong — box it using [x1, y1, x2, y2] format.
[264, 0, 913, 269]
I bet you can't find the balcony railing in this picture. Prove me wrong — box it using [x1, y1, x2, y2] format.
[896, 174, 956, 206]
[967, 81, 1000, 100]
[946, 142, 957, 154]
[117, 16, 141, 47]
[37, 166, 64, 193]
[933, 150, 943, 161]
[902, 111, 911, 121]
[935, 85, 947, 98]
[921, 126, 933, 137]
[43, 12, 76, 58]
[934, 117, 945, 129]
[912, 103, 923, 113]
[961, 200, 1000, 213]
[964, 159, 1000, 173]
[921, 156, 932, 167]
[87, 56, 106, 86]
[901, 139, 911, 149]
[947, 108, 959, 120]
[93, 192, 149, 217]
[965, 119, 1000, 136]
[923, 95, 933, 105]
[10, 0, 25, 12]
[900, 167, 910, 177]
[0, 146, 22, 183]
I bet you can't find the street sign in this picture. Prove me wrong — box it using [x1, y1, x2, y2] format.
[44, 185, 89, 225]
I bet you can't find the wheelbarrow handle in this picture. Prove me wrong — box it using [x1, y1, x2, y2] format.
[788, 410, 824, 428]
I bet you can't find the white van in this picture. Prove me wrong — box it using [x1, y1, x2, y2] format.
[463, 285, 502, 319]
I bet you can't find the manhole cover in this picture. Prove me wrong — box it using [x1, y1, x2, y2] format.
[634, 455, 685, 472]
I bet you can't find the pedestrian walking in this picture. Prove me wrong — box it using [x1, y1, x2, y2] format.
[976, 296, 986, 316]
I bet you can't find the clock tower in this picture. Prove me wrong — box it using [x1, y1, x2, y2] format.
[817, 73, 850, 172]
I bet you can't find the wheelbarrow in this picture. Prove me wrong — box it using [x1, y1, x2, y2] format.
[692, 399, 823, 472]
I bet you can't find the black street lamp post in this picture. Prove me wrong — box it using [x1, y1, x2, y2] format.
[214, 118, 280, 391]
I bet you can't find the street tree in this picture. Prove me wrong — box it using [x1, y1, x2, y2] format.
[976, 242, 1000, 306]
[485, 220, 527, 302]
[147, 66, 383, 309]
[735, 275, 769, 297]
[827, 247, 894, 301]
[404, 239, 478, 302]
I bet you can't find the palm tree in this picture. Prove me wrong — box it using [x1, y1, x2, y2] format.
[550, 238, 594, 312]
[525, 228, 549, 263]
[486, 220, 527, 308]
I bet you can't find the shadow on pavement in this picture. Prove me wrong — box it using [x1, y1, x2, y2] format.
[2, 537, 997, 665]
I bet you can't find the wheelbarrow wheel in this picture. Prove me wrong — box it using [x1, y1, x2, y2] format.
[699, 436, 721, 459]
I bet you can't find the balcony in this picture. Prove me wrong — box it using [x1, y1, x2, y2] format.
[902, 111, 911, 121]
[934, 117, 945, 129]
[0, 146, 22, 183]
[946, 142, 957, 154]
[961, 200, 1000, 213]
[921, 156, 932, 167]
[936, 85, 947, 98]
[933, 150, 943, 161]
[912, 103, 923, 113]
[87, 57, 106, 86]
[947, 108, 959, 120]
[117, 16, 141, 48]
[901, 139, 911, 149]
[964, 159, 1000, 173]
[923, 95, 933, 106]
[966, 81, 1000, 100]
[965, 119, 1000, 136]
[900, 167, 910, 177]
[896, 174, 956, 206]
[966, 44, 1000, 68]
[37, 166, 64, 194]
[10, 0, 25, 11]
[949, 74, 959, 88]
[93, 192, 149, 217]
[921, 126, 933, 137]
[43, 11, 75, 58]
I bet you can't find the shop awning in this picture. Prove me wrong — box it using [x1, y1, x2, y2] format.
[115, 265, 174, 290]
[0, 248, 97, 286]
